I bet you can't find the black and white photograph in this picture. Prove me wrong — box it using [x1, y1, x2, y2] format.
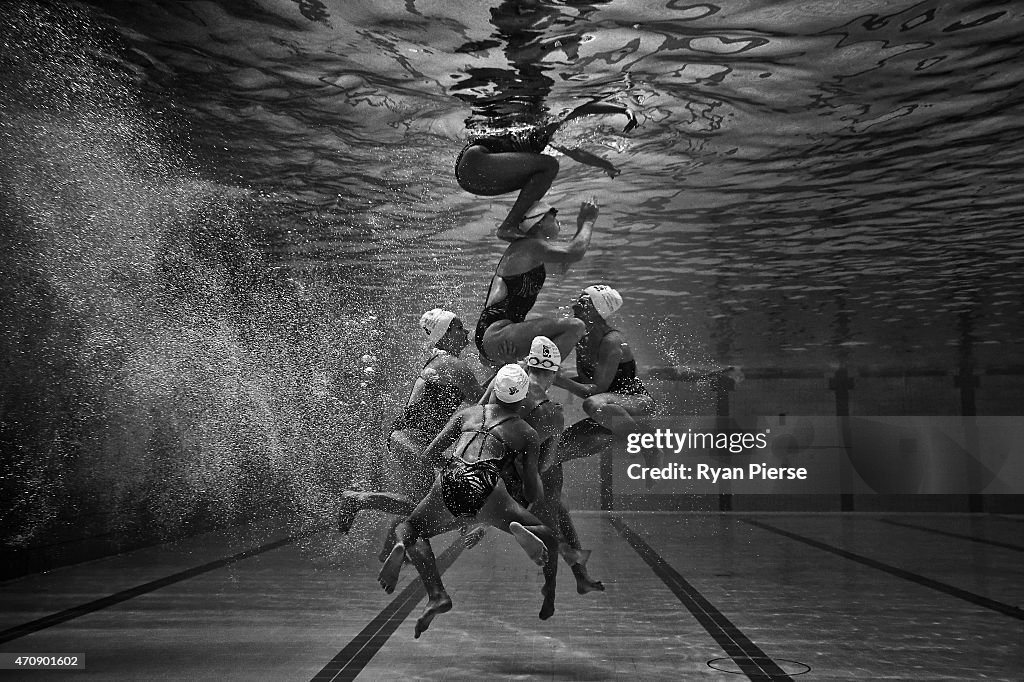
[1, 0, 1022, 679]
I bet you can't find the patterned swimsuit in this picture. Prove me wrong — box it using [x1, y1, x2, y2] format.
[440, 407, 524, 518]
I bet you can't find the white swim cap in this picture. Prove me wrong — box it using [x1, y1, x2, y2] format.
[526, 335, 561, 372]
[420, 308, 457, 346]
[519, 200, 556, 233]
[583, 285, 622, 320]
[493, 364, 530, 403]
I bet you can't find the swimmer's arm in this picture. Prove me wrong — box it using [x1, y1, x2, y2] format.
[421, 412, 464, 468]
[522, 199, 597, 264]
[537, 435, 560, 475]
[477, 374, 495, 405]
[450, 361, 484, 402]
[562, 101, 635, 128]
[545, 404, 566, 440]
[517, 430, 544, 504]
[554, 338, 620, 397]
[549, 145, 620, 179]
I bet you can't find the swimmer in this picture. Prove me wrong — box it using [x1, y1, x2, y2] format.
[337, 309, 483, 549]
[554, 286, 664, 484]
[475, 336, 604, 593]
[377, 364, 558, 637]
[455, 100, 636, 240]
[474, 197, 598, 368]
[517, 336, 605, 594]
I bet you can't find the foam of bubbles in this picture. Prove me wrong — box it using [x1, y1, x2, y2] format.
[0, 3, 414, 558]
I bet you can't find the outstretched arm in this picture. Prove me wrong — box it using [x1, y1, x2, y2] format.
[549, 145, 620, 179]
[562, 101, 637, 131]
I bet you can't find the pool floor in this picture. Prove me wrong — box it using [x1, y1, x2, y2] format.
[1, 512, 1021, 680]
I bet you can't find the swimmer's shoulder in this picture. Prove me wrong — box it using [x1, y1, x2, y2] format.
[598, 328, 630, 355]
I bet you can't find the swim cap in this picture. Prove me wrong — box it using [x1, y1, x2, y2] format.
[420, 308, 457, 346]
[493, 364, 530, 403]
[519, 200, 556, 233]
[526, 335, 561, 371]
[583, 285, 622, 320]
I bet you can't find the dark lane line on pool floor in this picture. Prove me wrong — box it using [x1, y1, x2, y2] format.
[311, 538, 465, 682]
[0, 525, 328, 645]
[741, 518, 1024, 621]
[878, 518, 1024, 553]
[609, 517, 795, 682]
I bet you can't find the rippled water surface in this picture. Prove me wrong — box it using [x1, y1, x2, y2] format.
[7, 0, 1024, 371]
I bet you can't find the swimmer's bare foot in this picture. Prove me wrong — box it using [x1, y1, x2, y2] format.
[378, 518, 401, 563]
[509, 522, 547, 566]
[539, 583, 556, 620]
[572, 563, 605, 594]
[414, 592, 452, 638]
[337, 491, 363, 534]
[377, 543, 405, 594]
[460, 524, 487, 550]
[558, 543, 589, 567]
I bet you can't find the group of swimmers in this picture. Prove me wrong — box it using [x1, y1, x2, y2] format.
[337, 102, 659, 637]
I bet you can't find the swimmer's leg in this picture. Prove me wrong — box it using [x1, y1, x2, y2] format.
[555, 418, 615, 466]
[542, 465, 605, 594]
[405, 537, 453, 638]
[583, 393, 662, 488]
[483, 317, 586, 366]
[478, 479, 558, 620]
[345, 491, 418, 516]
[338, 489, 418, 536]
[455, 146, 560, 240]
[378, 477, 453, 594]
[375, 431, 437, 558]
[386, 429, 435, 497]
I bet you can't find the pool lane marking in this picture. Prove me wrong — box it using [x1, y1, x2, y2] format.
[878, 518, 1024, 553]
[0, 526, 328, 644]
[311, 539, 465, 682]
[609, 517, 795, 681]
[741, 518, 1024, 621]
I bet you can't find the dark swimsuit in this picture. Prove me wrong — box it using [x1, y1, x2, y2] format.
[441, 407, 524, 518]
[455, 125, 556, 186]
[390, 351, 464, 437]
[576, 330, 650, 397]
[474, 263, 546, 361]
[499, 398, 552, 506]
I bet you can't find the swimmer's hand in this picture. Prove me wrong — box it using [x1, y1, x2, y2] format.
[623, 109, 639, 133]
[494, 339, 518, 363]
[577, 198, 599, 227]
